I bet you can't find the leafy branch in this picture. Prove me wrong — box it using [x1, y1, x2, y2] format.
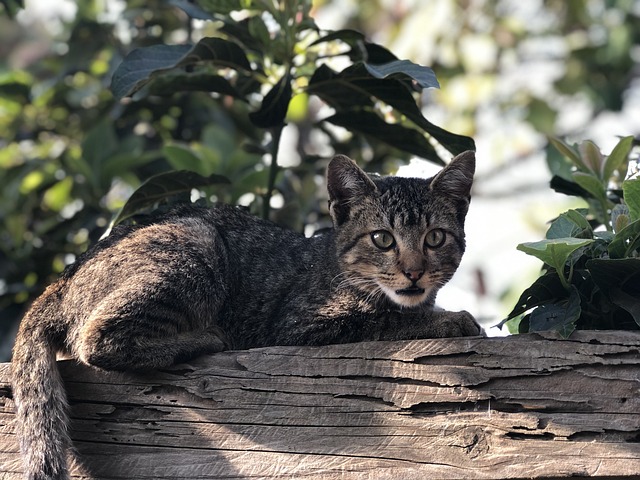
[109, 0, 474, 222]
[502, 136, 640, 336]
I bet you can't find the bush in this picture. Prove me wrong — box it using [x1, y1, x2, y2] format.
[502, 136, 640, 336]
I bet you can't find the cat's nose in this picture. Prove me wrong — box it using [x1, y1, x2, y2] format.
[403, 270, 424, 282]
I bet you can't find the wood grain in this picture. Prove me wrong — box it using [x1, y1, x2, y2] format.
[1, 331, 639, 479]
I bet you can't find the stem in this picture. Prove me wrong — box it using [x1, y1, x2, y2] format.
[262, 124, 285, 219]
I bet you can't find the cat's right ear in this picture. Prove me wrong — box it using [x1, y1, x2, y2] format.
[327, 155, 377, 225]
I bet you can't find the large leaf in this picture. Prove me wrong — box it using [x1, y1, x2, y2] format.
[571, 171, 607, 203]
[502, 271, 567, 322]
[248, 73, 292, 128]
[587, 258, 640, 326]
[608, 219, 640, 258]
[307, 64, 474, 157]
[603, 135, 633, 181]
[578, 140, 605, 177]
[169, 0, 216, 20]
[364, 60, 439, 90]
[548, 137, 587, 172]
[113, 171, 230, 225]
[310, 29, 397, 63]
[517, 238, 594, 273]
[528, 286, 581, 338]
[147, 72, 244, 99]
[326, 110, 439, 161]
[623, 178, 640, 222]
[111, 38, 251, 99]
[111, 44, 192, 99]
[546, 209, 592, 240]
[185, 0, 244, 15]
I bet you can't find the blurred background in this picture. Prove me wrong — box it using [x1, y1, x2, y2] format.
[1, 0, 639, 360]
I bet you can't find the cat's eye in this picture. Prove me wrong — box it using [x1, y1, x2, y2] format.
[371, 230, 396, 250]
[424, 229, 446, 249]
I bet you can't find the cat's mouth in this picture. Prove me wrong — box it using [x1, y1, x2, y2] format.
[395, 286, 426, 296]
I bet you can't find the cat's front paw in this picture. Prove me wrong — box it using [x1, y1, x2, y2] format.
[431, 310, 483, 338]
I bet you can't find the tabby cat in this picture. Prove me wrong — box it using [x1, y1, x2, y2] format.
[12, 151, 481, 479]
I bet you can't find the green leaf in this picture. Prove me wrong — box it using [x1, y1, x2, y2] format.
[111, 44, 192, 99]
[587, 258, 640, 326]
[169, 0, 215, 19]
[326, 110, 440, 162]
[148, 73, 244, 99]
[111, 38, 251, 99]
[249, 73, 292, 128]
[163, 145, 207, 176]
[609, 219, 640, 258]
[623, 178, 640, 222]
[307, 64, 474, 157]
[578, 140, 605, 177]
[548, 137, 587, 172]
[310, 29, 366, 46]
[517, 238, 594, 273]
[603, 135, 633, 181]
[546, 209, 593, 240]
[179, 37, 251, 71]
[113, 170, 230, 225]
[364, 60, 440, 90]
[528, 286, 580, 338]
[571, 171, 607, 201]
[186, 0, 244, 15]
[502, 271, 567, 322]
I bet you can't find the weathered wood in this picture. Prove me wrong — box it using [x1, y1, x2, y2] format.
[1, 331, 639, 479]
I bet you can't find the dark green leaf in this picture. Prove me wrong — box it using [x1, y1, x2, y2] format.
[609, 219, 640, 258]
[503, 272, 567, 321]
[603, 135, 633, 181]
[623, 178, 640, 222]
[364, 60, 439, 90]
[113, 171, 230, 225]
[249, 73, 292, 128]
[325, 110, 440, 162]
[178, 37, 251, 70]
[310, 29, 366, 46]
[111, 38, 251, 99]
[189, 0, 244, 15]
[169, 0, 215, 19]
[528, 286, 580, 337]
[517, 238, 593, 272]
[546, 209, 593, 239]
[571, 171, 607, 203]
[587, 258, 640, 326]
[307, 64, 474, 157]
[111, 44, 192, 99]
[148, 72, 244, 98]
[549, 137, 588, 172]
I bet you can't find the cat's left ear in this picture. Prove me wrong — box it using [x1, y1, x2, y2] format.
[429, 150, 475, 199]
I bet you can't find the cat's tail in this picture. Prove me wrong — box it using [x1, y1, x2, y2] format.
[12, 287, 71, 480]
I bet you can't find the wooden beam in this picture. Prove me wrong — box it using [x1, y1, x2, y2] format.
[1, 331, 639, 479]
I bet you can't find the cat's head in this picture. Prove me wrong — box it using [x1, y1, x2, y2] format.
[327, 151, 475, 308]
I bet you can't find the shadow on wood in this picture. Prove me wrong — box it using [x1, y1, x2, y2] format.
[1, 331, 639, 479]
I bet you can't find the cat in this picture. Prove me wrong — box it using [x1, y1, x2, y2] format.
[11, 151, 481, 479]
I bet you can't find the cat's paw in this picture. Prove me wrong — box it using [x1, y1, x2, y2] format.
[431, 310, 483, 338]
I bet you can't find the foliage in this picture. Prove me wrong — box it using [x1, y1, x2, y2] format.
[502, 136, 640, 336]
[108, 0, 473, 223]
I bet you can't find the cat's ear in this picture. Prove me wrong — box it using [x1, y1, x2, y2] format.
[429, 150, 475, 199]
[327, 155, 377, 225]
